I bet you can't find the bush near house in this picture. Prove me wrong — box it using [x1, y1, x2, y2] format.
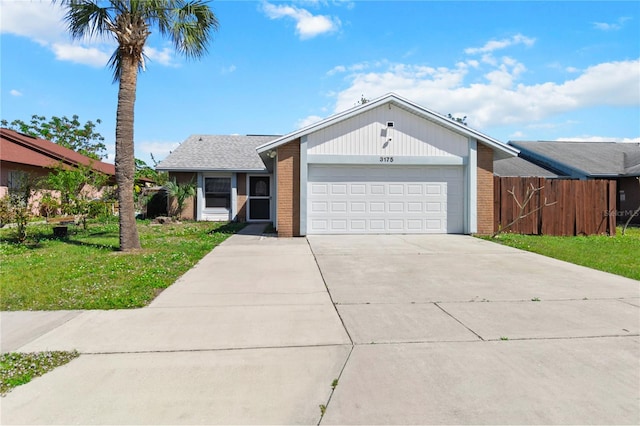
[0, 221, 245, 310]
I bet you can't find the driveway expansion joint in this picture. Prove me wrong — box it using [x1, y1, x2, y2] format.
[307, 238, 355, 346]
[434, 302, 485, 341]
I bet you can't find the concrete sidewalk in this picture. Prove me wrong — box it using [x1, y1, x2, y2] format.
[1, 225, 351, 424]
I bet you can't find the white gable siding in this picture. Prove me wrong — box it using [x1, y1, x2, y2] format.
[307, 104, 468, 158]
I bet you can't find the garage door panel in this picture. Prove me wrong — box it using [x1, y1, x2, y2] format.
[308, 165, 464, 234]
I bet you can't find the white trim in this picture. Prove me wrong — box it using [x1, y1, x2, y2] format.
[201, 173, 233, 221]
[307, 154, 465, 166]
[467, 139, 478, 234]
[196, 173, 203, 221]
[300, 135, 308, 235]
[231, 173, 238, 221]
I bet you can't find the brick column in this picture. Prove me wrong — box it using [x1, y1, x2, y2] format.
[276, 140, 300, 237]
[477, 144, 494, 235]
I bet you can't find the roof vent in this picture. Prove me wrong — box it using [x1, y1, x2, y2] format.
[387, 121, 394, 128]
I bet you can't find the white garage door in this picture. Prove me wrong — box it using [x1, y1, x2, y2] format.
[307, 165, 464, 234]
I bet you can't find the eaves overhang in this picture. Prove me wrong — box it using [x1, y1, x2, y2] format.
[256, 93, 519, 159]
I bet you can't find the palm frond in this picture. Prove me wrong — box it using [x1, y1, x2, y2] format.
[54, 0, 113, 40]
[167, 0, 219, 60]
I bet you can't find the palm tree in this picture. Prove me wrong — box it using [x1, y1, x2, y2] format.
[56, 0, 218, 250]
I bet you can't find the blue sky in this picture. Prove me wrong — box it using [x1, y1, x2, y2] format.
[1, 0, 639, 166]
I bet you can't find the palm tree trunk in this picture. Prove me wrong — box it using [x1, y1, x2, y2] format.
[115, 58, 141, 251]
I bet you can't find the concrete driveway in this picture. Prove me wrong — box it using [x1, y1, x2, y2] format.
[1, 230, 639, 424]
[308, 235, 639, 424]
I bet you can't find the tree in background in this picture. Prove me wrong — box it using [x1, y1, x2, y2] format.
[135, 155, 168, 186]
[44, 163, 110, 229]
[56, 0, 219, 251]
[1, 115, 107, 160]
[447, 113, 468, 126]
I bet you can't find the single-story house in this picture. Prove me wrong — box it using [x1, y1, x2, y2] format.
[157, 93, 519, 236]
[494, 156, 562, 178]
[509, 141, 640, 224]
[0, 127, 116, 197]
[1, 127, 119, 218]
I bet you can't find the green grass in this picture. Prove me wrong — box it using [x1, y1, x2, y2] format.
[0, 221, 246, 310]
[487, 227, 640, 280]
[1, 351, 80, 395]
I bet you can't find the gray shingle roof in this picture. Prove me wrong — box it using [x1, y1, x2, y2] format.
[156, 135, 280, 171]
[494, 156, 562, 178]
[510, 141, 640, 177]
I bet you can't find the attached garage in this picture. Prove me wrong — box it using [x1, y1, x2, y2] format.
[307, 165, 463, 234]
[256, 93, 519, 237]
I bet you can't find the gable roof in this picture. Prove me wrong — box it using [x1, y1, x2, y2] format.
[494, 156, 563, 178]
[0, 128, 115, 176]
[256, 93, 519, 160]
[510, 141, 640, 178]
[156, 134, 280, 172]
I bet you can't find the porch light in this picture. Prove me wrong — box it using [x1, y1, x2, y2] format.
[267, 150, 277, 159]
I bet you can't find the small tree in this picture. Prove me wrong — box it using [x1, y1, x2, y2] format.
[165, 179, 196, 219]
[492, 183, 556, 238]
[44, 163, 110, 229]
[0, 172, 35, 243]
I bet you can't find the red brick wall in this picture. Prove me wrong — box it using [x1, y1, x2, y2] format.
[237, 173, 247, 222]
[477, 144, 494, 235]
[168, 172, 197, 220]
[276, 140, 300, 237]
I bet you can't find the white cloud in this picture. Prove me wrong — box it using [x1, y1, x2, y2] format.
[221, 65, 237, 74]
[593, 17, 631, 31]
[262, 2, 341, 39]
[0, 1, 67, 45]
[296, 115, 324, 129]
[555, 136, 640, 143]
[330, 58, 640, 129]
[565, 66, 580, 73]
[1, 1, 181, 69]
[145, 46, 176, 67]
[465, 34, 535, 55]
[510, 131, 526, 138]
[51, 43, 111, 67]
[9, 89, 23, 97]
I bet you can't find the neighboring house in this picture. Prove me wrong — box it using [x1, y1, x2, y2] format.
[0, 127, 116, 212]
[509, 141, 640, 224]
[157, 93, 519, 236]
[494, 156, 562, 178]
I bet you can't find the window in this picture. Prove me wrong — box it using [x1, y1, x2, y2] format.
[204, 177, 231, 209]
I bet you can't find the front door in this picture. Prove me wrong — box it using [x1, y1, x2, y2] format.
[248, 176, 271, 221]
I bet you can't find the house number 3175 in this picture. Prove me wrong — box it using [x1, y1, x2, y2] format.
[379, 156, 394, 163]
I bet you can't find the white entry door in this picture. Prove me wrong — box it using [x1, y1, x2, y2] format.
[307, 165, 464, 234]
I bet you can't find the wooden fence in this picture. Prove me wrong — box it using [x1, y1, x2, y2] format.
[494, 177, 617, 236]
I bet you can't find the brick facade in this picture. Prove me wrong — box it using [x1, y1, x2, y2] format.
[168, 172, 197, 220]
[276, 140, 301, 237]
[476, 143, 494, 235]
[237, 173, 247, 222]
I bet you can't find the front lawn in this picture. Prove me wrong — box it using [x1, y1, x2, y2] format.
[488, 227, 640, 281]
[0, 221, 245, 310]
